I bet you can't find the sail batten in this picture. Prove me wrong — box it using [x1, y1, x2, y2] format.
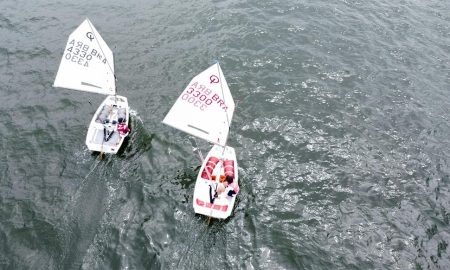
[187, 125, 210, 135]
[54, 18, 115, 96]
[81, 82, 102, 88]
[162, 63, 235, 146]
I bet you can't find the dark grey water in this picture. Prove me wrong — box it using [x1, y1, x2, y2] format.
[1, 0, 450, 269]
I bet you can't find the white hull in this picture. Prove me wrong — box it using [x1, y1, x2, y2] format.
[193, 145, 238, 219]
[85, 95, 130, 154]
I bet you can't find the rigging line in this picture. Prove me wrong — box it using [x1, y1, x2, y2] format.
[86, 19, 116, 90]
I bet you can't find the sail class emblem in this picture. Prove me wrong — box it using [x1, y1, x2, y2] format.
[86, 32, 94, 41]
[209, 75, 219, 84]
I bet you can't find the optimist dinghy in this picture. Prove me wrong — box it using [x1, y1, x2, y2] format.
[53, 18, 130, 154]
[163, 63, 239, 219]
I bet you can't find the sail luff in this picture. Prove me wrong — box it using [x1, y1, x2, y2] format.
[85, 18, 116, 95]
[216, 63, 233, 147]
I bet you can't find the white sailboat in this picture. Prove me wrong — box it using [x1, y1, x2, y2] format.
[54, 18, 130, 154]
[163, 63, 239, 219]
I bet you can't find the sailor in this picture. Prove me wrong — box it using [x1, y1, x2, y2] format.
[209, 180, 225, 204]
[117, 122, 130, 136]
[224, 175, 239, 197]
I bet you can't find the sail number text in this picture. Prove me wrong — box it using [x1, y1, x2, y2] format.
[64, 39, 107, 67]
[181, 81, 229, 111]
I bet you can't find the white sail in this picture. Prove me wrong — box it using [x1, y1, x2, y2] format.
[54, 18, 115, 95]
[163, 63, 235, 146]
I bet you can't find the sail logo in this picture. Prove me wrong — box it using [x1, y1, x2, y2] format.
[209, 75, 219, 84]
[86, 32, 94, 41]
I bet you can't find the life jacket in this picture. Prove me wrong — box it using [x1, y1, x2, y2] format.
[117, 123, 130, 135]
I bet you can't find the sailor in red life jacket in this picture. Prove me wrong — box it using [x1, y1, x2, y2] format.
[117, 122, 130, 136]
[224, 175, 239, 197]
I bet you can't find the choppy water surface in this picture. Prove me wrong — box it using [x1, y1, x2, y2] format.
[1, 0, 450, 269]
